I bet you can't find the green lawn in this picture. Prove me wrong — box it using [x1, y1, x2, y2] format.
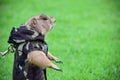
[0, 0, 120, 80]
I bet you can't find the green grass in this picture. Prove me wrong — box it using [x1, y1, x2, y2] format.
[0, 0, 120, 80]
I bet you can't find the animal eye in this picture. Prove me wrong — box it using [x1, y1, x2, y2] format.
[42, 17, 48, 20]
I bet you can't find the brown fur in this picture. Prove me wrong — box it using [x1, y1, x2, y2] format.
[25, 14, 55, 35]
[25, 14, 62, 71]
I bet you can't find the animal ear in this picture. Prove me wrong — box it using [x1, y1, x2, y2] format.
[31, 17, 37, 26]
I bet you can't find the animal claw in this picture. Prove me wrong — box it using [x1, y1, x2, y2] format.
[56, 60, 63, 63]
[49, 64, 62, 72]
[53, 68, 63, 72]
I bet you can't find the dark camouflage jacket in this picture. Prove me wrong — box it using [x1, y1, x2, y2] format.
[8, 25, 48, 80]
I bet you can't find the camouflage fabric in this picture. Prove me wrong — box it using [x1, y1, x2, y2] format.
[8, 25, 48, 80]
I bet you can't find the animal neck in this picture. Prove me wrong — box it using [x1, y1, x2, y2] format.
[25, 24, 48, 36]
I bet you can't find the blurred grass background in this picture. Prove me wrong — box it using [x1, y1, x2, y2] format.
[0, 0, 120, 80]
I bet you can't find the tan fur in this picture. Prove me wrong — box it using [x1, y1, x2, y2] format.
[28, 51, 61, 71]
[25, 14, 56, 35]
[25, 14, 62, 71]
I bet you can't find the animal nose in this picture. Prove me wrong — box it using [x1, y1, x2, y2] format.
[50, 16, 56, 23]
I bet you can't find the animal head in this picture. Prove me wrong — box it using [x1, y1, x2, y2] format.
[25, 14, 56, 35]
